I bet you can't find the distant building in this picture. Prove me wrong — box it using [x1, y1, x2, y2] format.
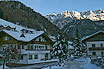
[82, 31, 104, 56]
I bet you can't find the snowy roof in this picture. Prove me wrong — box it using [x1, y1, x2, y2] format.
[2, 30, 44, 42]
[49, 36, 56, 41]
[0, 18, 35, 32]
[82, 31, 104, 41]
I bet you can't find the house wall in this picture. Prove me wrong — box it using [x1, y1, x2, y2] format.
[86, 41, 104, 56]
[0, 31, 18, 46]
[17, 44, 51, 64]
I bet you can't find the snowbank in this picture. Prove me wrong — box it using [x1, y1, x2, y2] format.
[81, 63, 101, 69]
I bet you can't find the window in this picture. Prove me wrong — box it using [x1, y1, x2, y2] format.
[92, 52, 96, 55]
[29, 55, 33, 60]
[45, 46, 48, 49]
[18, 46, 21, 49]
[22, 46, 24, 49]
[28, 46, 30, 49]
[45, 53, 48, 60]
[101, 52, 103, 55]
[19, 55, 23, 60]
[3, 36, 9, 40]
[92, 44, 95, 48]
[39, 38, 41, 41]
[34, 54, 38, 59]
[101, 44, 103, 47]
[35, 46, 36, 49]
[31, 46, 33, 49]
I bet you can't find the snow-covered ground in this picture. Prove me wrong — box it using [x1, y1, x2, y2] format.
[0, 59, 58, 69]
[42, 58, 102, 69]
[0, 58, 102, 69]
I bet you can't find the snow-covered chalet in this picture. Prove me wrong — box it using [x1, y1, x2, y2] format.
[0, 18, 54, 65]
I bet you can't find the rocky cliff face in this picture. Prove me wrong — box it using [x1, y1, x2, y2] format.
[45, 9, 104, 29]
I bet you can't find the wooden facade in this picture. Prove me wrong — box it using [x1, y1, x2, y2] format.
[83, 32, 104, 42]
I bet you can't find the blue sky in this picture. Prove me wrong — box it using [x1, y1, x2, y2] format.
[18, 0, 104, 15]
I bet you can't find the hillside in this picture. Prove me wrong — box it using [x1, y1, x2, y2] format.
[0, 1, 60, 36]
[62, 19, 104, 39]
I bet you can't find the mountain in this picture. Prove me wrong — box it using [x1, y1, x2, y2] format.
[45, 9, 104, 29]
[62, 19, 104, 39]
[45, 10, 104, 39]
[0, 1, 61, 36]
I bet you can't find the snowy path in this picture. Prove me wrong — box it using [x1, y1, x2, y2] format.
[43, 58, 102, 69]
[64, 61, 87, 69]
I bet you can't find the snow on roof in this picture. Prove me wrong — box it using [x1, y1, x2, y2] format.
[2, 30, 44, 42]
[0, 18, 35, 32]
[49, 36, 56, 41]
[68, 46, 74, 49]
[82, 31, 104, 41]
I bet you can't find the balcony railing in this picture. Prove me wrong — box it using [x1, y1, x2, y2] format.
[89, 47, 104, 51]
[25, 49, 50, 51]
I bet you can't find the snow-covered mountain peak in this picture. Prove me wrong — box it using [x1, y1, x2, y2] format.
[45, 9, 104, 29]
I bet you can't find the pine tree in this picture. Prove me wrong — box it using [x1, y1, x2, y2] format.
[0, 45, 19, 69]
[52, 32, 68, 65]
[74, 29, 83, 58]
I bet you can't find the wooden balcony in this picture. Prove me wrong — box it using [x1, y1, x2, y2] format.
[89, 47, 104, 51]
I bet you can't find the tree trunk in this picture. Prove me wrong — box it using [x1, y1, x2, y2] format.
[3, 60, 5, 69]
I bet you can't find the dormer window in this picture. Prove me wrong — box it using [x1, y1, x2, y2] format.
[6, 26, 11, 30]
[20, 34, 25, 38]
[30, 31, 34, 34]
[0, 25, 4, 29]
[39, 38, 41, 41]
[4, 36, 9, 40]
[21, 29, 25, 33]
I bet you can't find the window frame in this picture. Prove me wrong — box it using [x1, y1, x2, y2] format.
[92, 52, 96, 56]
[92, 44, 95, 48]
[29, 55, 33, 60]
[3, 36, 9, 40]
[34, 54, 38, 59]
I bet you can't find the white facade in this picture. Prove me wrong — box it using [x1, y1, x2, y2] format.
[86, 41, 104, 56]
[5, 44, 51, 64]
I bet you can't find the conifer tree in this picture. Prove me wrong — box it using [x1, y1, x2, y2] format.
[74, 29, 83, 58]
[0, 45, 19, 69]
[52, 32, 68, 64]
